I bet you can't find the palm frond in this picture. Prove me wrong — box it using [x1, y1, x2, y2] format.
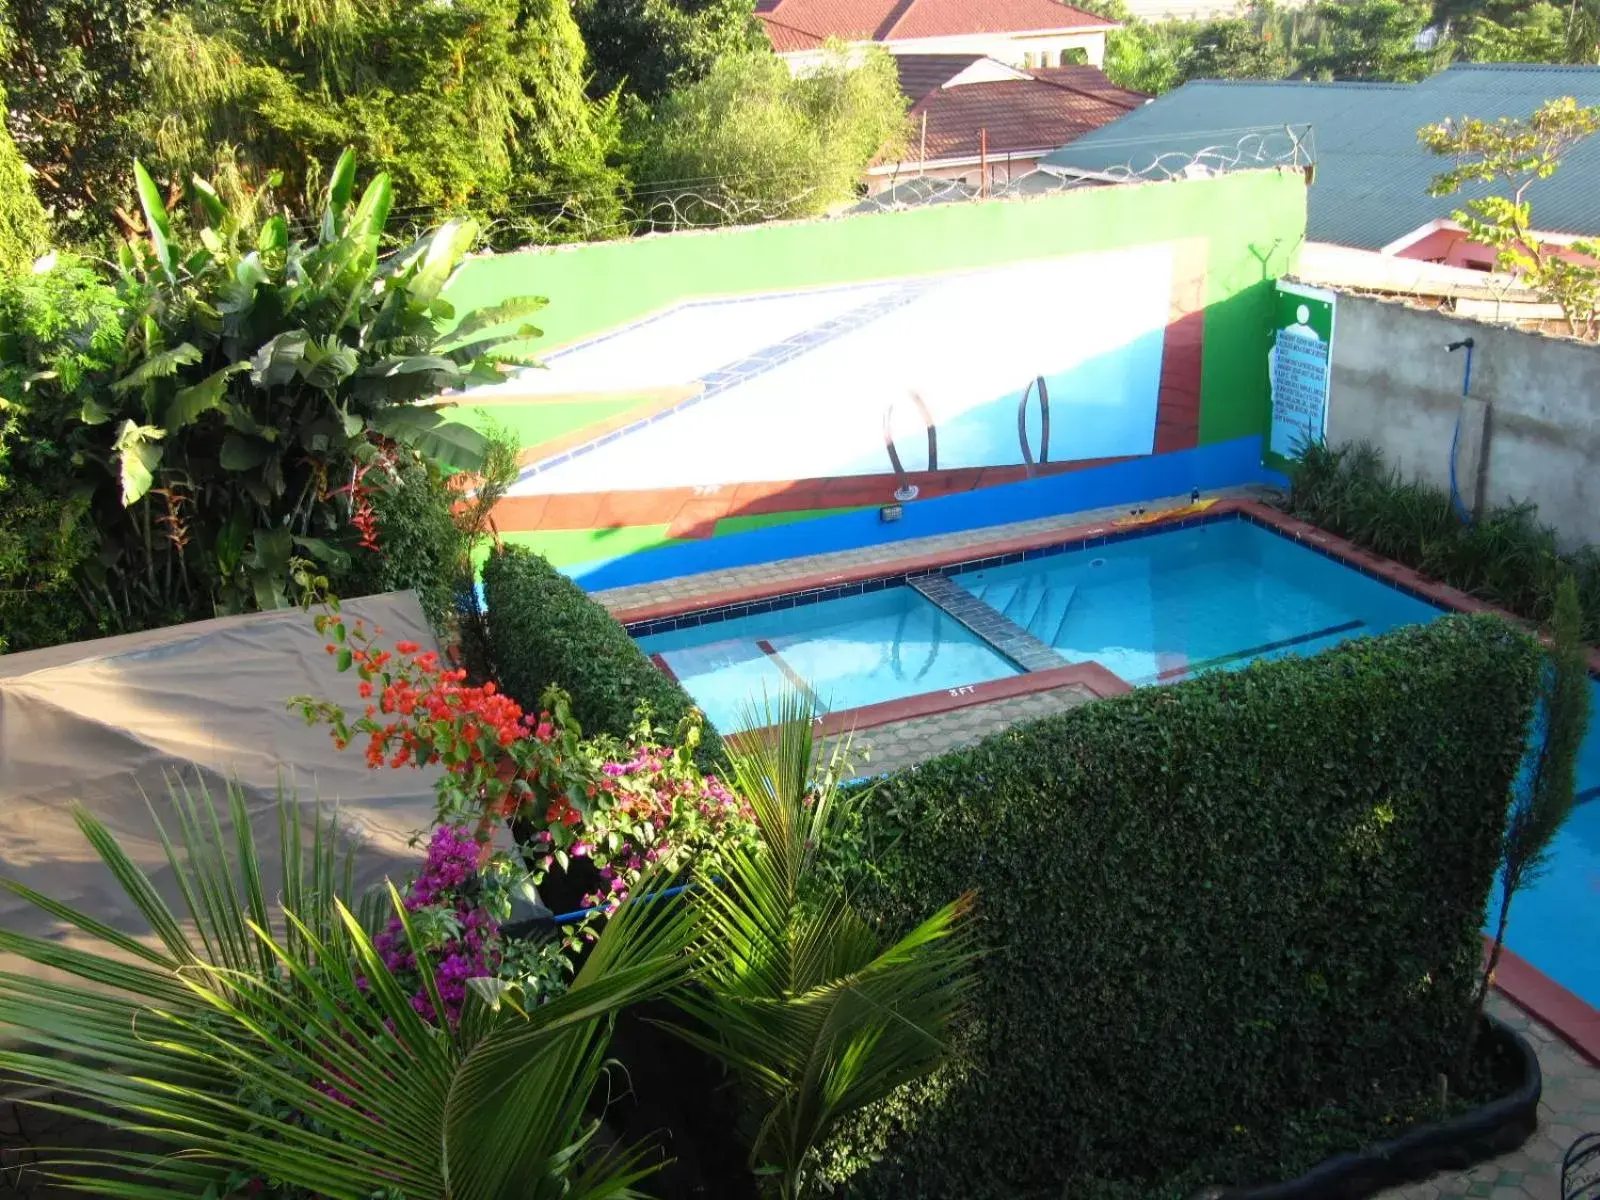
[681, 684, 978, 1198]
[0, 778, 688, 1200]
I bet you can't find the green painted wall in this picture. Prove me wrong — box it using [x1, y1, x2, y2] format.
[444, 170, 1308, 454]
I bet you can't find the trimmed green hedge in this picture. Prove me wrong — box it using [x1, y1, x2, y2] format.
[818, 615, 1539, 1199]
[481, 545, 725, 768]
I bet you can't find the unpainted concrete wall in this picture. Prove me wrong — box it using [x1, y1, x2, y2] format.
[1324, 292, 1600, 550]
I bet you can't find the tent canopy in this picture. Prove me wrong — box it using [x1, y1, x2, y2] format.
[0, 592, 442, 974]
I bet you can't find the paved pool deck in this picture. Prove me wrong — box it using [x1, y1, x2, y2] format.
[1383, 995, 1594, 1200]
[592, 488, 1268, 618]
[831, 679, 1098, 778]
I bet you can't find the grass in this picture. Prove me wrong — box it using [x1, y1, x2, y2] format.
[494, 507, 869, 570]
[1285, 441, 1600, 643]
[448, 396, 646, 451]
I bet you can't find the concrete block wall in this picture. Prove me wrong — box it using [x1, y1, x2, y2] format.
[1322, 291, 1600, 551]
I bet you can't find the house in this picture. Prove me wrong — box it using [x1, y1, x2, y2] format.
[869, 55, 1145, 194]
[1038, 63, 1600, 265]
[756, 0, 1119, 71]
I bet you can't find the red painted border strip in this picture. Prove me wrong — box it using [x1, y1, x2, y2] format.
[1489, 942, 1600, 1067]
[649, 652, 680, 684]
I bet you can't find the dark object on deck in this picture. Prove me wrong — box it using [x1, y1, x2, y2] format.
[1565, 1132, 1600, 1200]
[1187, 1015, 1540, 1200]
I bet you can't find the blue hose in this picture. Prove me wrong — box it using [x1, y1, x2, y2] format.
[550, 879, 696, 925]
[1449, 414, 1471, 524]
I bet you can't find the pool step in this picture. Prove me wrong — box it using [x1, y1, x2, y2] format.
[1027, 584, 1077, 648]
[907, 575, 1067, 672]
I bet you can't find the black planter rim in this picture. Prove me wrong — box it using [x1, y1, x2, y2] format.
[1186, 1014, 1542, 1200]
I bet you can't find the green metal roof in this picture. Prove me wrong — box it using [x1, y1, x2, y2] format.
[1039, 64, 1600, 249]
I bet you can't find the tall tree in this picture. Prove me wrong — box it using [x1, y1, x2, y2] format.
[1185, 17, 1293, 80]
[0, 0, 159, 245]
[0, 87, 49, 273]
[1097, 4, 1293, 95]
[629, 47, 908, 227]
[1300, 0, 1437, 81]
[1460, 2, 1569, 63]
[575, 0, 761, 101]
[133, 0, 626, 241]
[1448, 0, 1600, 63]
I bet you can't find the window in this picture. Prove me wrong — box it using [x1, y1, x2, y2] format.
[1023, 51, 1036, 67]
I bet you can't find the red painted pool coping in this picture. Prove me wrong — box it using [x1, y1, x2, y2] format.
[624, 494, 1600, 1062]
[727, 662, 1130, 748]
[1490, 942, 1600, 1066]
[810, 661, 1131, 738]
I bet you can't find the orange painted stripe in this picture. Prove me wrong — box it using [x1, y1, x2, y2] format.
[491, 458, 1135, 534]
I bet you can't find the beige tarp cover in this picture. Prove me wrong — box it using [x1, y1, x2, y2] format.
[0, 591, 440, 976]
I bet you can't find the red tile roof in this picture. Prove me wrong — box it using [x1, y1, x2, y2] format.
[888, 0, 1114, 39]
[887, 60, 1144, 165]
[756, 0, 1113, 52]
[895, 53, 987, 104]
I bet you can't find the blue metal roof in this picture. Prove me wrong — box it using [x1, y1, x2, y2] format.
[1039, 64, 1600, 249]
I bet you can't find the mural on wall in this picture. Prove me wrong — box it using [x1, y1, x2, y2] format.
[472, 241, 1208, 546]
[440, 169, 1309, 573]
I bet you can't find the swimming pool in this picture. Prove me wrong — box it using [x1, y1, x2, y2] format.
[637, 586, 1020, 733]
[954, 519, 1441, 685]
[629, 512, 1600, 1009]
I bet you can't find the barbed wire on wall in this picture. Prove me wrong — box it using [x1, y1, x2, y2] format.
[353, 125, 1322, 252]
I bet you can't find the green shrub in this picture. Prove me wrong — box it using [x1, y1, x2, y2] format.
[0, 254, 121, 652]
[1287, 440, 1600, 642]
[0, 86, 50, 274]
[0, 150, 541, 652]
[817, 615, 1540, 1199]
[340, 450, 468, 632]
[481, 545, 725, 769]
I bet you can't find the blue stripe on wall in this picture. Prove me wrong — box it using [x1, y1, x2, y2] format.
[563, 436, 1283, 592]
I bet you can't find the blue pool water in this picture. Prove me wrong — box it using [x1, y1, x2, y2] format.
[634, 516, 1600, 1008]
[637, 588, 1018, 733]
[956, 520, 1440, 684]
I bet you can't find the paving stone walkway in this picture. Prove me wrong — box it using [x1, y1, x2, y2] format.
[828, 681, 1097, 778]
[1379, 994, 1597, 1200]
[593, 487, 1274, 615]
